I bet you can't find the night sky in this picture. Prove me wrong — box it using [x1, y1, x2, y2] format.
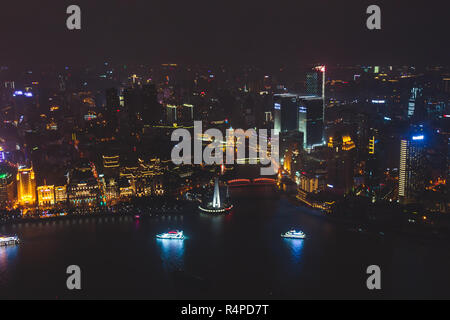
[1, 0, 448, 66]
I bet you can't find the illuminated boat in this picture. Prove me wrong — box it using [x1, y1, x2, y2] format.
[0, 235, 20, 246]
[281, 230, 306, 239]
[156, 230, 185, 240]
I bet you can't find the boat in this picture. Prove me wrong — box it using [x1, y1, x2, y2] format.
[0, 235, 20, 246]
[156, 230, 185, 240]
[281, 230, 306, 239]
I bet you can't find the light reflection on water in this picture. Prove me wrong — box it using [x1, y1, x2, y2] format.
[0, 246, 19, 272]
[156, 239, 185, 272]
[282, 238, 304, 264]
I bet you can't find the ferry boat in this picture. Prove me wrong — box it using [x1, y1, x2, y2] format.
[0, 235, 20, 246]
[281, 230, 306, 239]
[156, 230, 185, 240]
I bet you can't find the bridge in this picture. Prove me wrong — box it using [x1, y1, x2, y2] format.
[227, 178, 277, 187]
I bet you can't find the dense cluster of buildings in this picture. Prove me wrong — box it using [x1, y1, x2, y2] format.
[0, 62, 448, 216]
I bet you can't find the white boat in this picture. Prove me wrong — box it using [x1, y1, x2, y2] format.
[0, 235, 20, 246]
[281, 230, 306, 239]
[156, 230, 185, 240]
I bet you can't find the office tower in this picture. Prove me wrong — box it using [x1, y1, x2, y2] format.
[37, 185, 55, 207]
[178, 104, 194, 123]
[327, 133, 356, 194]
[102, 155, 120, 177]
[443, 78, 450, 93]
[17, 166, 36, 206]
[106, 88, 120, 111]
[0, 164, 16, 209]
[306, 72, 321, 96]
[123, 86, 141, 134]
[166, 104, 177, 124]
[141, 84, 162, 125]
[399, 134, 426, 204]
[124, 84, 163, 133]
[273, 100, 281, 135]
[273, 94, 302, 135]
[274, 94, 324, 149]
[306, 65, 326, 122]
[408, 87, 423, 118]
[298, 96, 324, 149]
[0, 146, 6, 163]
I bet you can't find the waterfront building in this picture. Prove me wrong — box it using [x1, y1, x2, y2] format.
[55, 185, 67, 204]
[17, 166, 36, 207]
[0, 164, 16, 209]
[37, 185, 55, 207]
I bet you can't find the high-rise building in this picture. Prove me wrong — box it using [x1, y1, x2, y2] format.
[306, 65, 326, 124]
[37, 185, 55, 207]
[0, 146, 6, 162]
[399, 133, 426, 204]
[298, 96, 324, 149]
[327, 133, 356, 194]
[102, 155, 120, 177]
[105, 88, 120, 130]
[17, 166, 36, 206]
[408, 87, 423, 118]
[306, 71, 321, 96]
[273, 94, 324, 149]
[124, 84, 163, 133]
[273, 94, 300, 135]
[106, 88, 120, 111]
[178, 104, 194, 124]
[141, 84, 162, 125]
[0, 164, 16, 209]
[166, 104, 177, 124]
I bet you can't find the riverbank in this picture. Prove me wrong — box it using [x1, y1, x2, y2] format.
[288, 195, 449, 243]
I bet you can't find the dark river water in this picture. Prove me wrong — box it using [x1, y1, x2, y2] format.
[1, 191, 449, 299]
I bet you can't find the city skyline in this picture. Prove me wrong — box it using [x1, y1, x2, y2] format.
[0, 1, 449, 302]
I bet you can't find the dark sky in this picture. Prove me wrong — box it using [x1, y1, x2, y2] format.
[1, 0, 448, 66]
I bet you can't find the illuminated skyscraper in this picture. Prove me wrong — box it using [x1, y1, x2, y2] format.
[327, 133, 356, 194]
[307, 65, 326, 126]
[298, 96, 324, 149]
[408, 87, 423, 118]
[0, 146, 5, 162]
[17, 166, 36, 206]
[306, 71, 321, 96]
[273, 94, 301, 135]
[273, 94, 324, 149]
[399, 134, 426, 204]
[0, 164, 15, 209]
